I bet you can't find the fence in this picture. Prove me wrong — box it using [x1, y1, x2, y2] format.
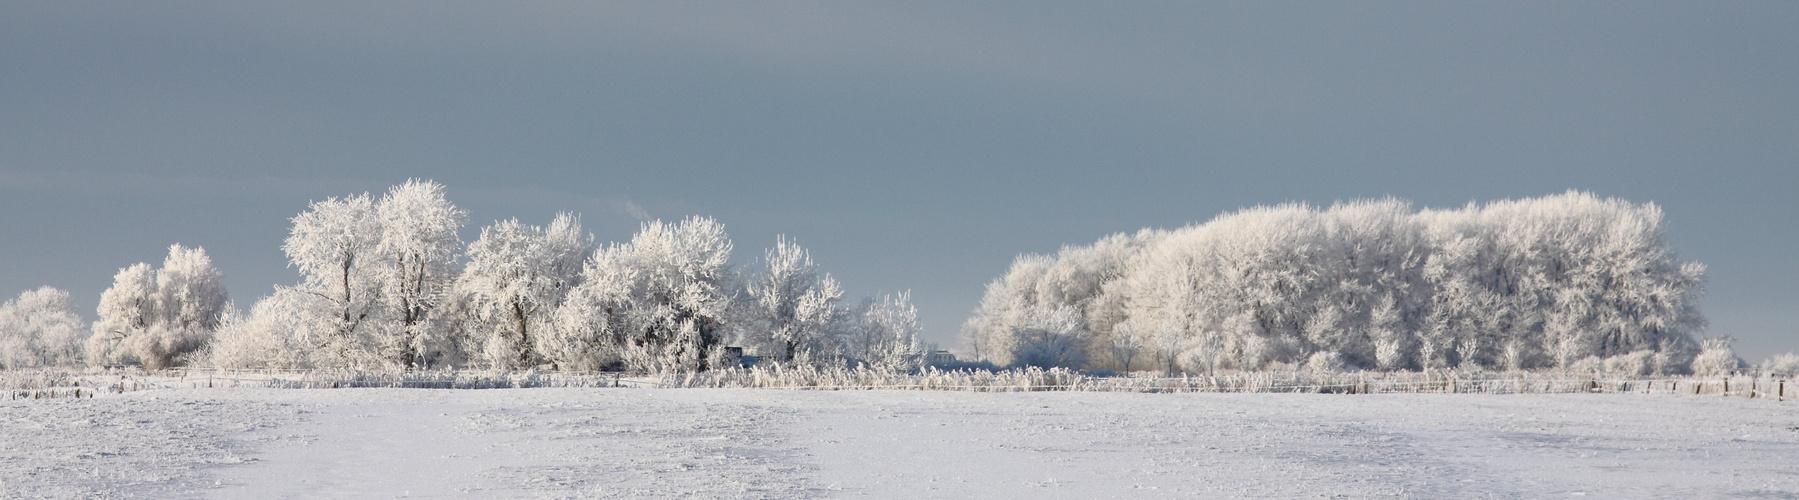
[658, 366, 1799, 400]
[2, 367, 1793, 402]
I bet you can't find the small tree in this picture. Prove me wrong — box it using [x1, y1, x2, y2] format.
[1010, 306, 1088, 369]
[1690, 337, 1743, 376]
[1762, 352, 1799, 378]
[745, 236, 845, 366]
[87, 245, 228, 369]
[0, 287, 87, 368]
[206, 290, 318, 370]
[853, 292, 923, 371]
[1107, 321, 1143, 372]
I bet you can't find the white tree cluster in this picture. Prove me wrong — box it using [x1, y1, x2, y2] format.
[211, 181, 923, 372]
[0, 287, 87, 369]
[212, 180, 469, 369]
[964, 192, 1712, 374]
[86, 244, 229, 369]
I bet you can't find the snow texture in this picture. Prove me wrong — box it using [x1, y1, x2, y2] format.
[3, 389, 1796, 499]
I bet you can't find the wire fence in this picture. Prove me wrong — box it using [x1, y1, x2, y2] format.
[3, 366, 1794, 402]
[657, 365, 1799, 400]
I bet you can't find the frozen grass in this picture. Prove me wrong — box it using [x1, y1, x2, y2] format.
[6, 366, 1797, 401]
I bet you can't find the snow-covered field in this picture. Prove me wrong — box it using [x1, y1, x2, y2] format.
[3, 388, 1796, 499]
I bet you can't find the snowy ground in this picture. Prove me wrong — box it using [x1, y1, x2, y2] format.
[3, 388, 1796, 499]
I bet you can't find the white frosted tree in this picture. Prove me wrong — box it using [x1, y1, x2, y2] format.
[0, 287, 88, 369]
[962, 192, 1707, 373]
[852, 292, 923, 371]
[206, 289, 321, 370]
[461, 213, 593, 369]
[1762, 352, 1799, 378]
[555, 216, 735, 372]
[960, 231, 1152, 369]
[960, 254, 1055, 367]
[1690, 337, 1743, 376]
[744, 236, 845, 366]
[282, 193, 385, 367]
[88, 263, 157, 367]
[1010, 305, 1090, 369]
[157, 244, 230, 341]
[1106, 320, 1143, 372]
[276, 179, 468, 368]
[87, 245, 228, 369]
[376, 179, 467, 367]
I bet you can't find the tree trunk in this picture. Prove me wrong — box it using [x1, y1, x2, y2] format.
[513, 300, 532, 367]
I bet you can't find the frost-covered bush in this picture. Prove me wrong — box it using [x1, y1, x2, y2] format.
[1304, 351, 1346, 374]
[1603, 350, 1657, 377]
[0, 287, 87, 369]
[1690, 338, 1743, 377]
[205, 289, 319, 370]
[87, 245, 228, 369]
[1763, 352, 1799, 378]
[1566, 356, 1605, 376]
[963, 191, 1707, 373]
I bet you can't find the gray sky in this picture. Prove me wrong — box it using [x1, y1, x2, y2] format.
[4, 2, 1796, 359]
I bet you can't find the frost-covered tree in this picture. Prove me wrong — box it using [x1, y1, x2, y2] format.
[0, 287, 87, 369]
[376, 179, 467, 366]
[277, 179, 466, 368]
[87, 245, 228, 369]
[206, 289, 318, 370]
[1009, 305, 1089, 369]
[88, 263, 157, 366]
[743, 236, 845, 366]
[555, 216, 734, 372]
[850, 292, 923, 371]
[1690, 337, 1743, 376]
[1762, 352, 1799, 378]
[963, 191, 1708, 373]
[461, 213, 593, 369]
[156, 244, 230, 340]
[282, 193, 384, 366]
[1106, 320, 1144, 372]
[960, 231, 1150, 369]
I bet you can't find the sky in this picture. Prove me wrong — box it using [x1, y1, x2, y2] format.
[3, 2, 1795, 360]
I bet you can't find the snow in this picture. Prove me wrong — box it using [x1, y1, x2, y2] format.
[3, 388, 1796, 498]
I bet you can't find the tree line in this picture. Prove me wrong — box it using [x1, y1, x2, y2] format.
[962, 191, 1749, 375]
[1, 186, 1787, 376]
[0, 180, 924, 372]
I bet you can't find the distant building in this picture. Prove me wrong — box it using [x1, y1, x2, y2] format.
[927, 350, 956, 365]
[723, 346, 759, 368]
